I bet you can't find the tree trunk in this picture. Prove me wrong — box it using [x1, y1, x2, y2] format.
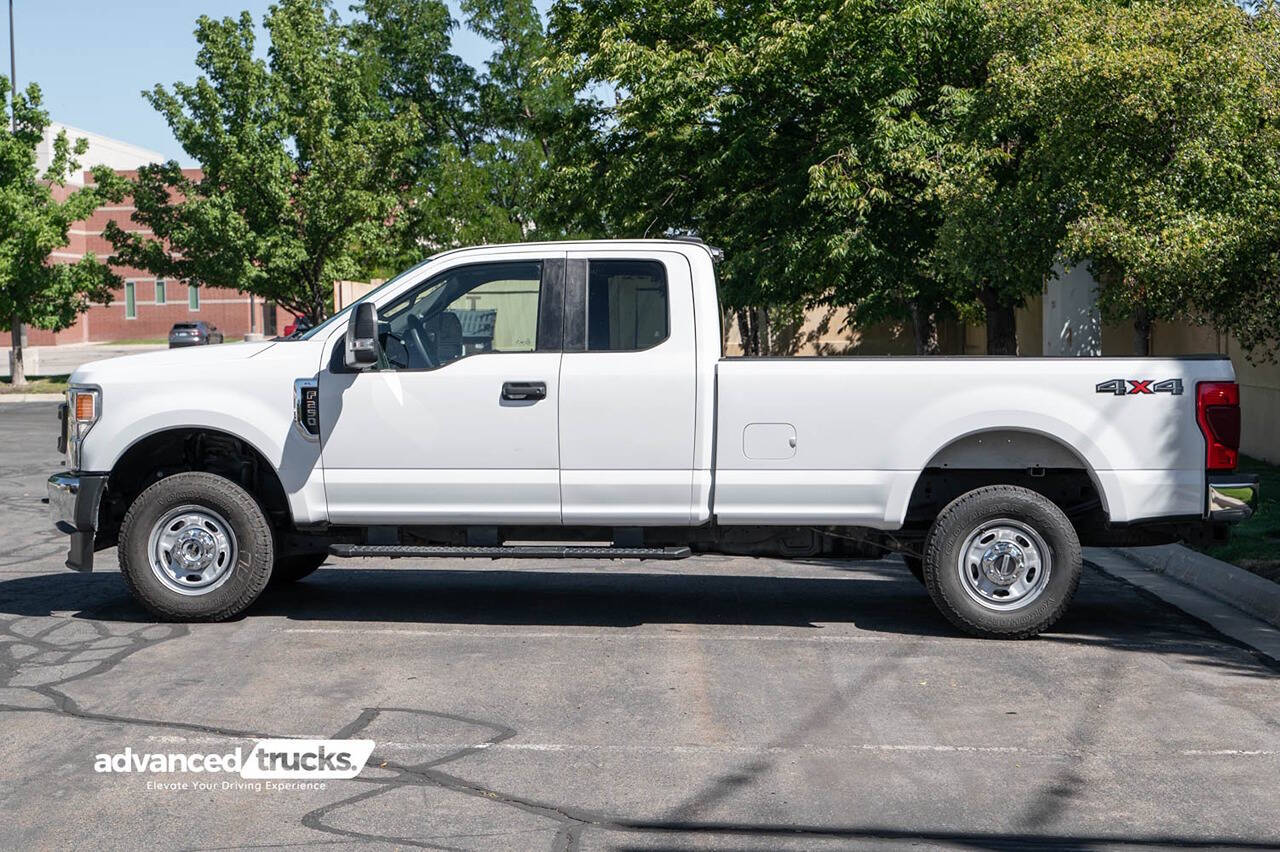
[1132, 305, 1153, 356]
[980, 286, 1018, 355]
[736, 307, 760, 356]
[756, 306, 770, 356]
[8, 314, 25, 388]
[910, 303, 940, 356]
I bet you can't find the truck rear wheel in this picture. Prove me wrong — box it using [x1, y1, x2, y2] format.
[923, 485, 1081, 639]
[118, 472, 274, 621]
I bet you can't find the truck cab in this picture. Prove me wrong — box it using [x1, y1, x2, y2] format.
[48, 239, 1258, 637]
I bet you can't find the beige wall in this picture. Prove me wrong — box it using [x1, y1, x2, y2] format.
[334, 279, 383, 312]
[728, 306, 967, 356]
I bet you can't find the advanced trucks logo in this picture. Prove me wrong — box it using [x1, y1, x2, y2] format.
[93, 739, 375, 780]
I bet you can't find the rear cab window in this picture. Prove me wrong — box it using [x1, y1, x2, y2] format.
[586, 259, 669, 351]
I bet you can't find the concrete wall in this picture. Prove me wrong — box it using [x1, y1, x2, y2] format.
[729, 306, 967, 356]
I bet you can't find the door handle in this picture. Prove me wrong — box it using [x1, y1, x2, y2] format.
[502, 381, 547, 401]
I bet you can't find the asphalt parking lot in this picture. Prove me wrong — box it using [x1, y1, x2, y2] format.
[1, 401, 1278, 850]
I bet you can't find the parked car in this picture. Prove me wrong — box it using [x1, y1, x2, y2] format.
[168, 322, 224, 347]
[281, 316, 313, 339]
[49, 239, 1257, 636]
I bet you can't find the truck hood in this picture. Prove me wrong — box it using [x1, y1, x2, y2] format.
[70, 341, 281, 385]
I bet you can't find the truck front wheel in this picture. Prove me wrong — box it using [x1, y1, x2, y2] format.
[923, 485, 1081, 639]
[118, 472, 274, 621]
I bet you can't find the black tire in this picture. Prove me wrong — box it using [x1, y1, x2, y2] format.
[903, 554, 925, 585]
[269, 552, 326, 585]
[923, 485, 1081, 639]
[118, 472, 274, 621]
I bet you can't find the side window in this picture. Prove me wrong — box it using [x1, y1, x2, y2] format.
[587, 260, 669, 351]
[377, 261, 543, 370]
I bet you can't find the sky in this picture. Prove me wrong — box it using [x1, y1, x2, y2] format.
[4, 0, 524, 165]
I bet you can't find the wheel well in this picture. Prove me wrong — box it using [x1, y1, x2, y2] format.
[905, 468, 1102, 529]
[98, 429, 291, 546]
[905, 430, 1106, 534]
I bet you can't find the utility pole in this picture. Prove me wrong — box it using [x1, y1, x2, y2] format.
[7, 0, 25, 387]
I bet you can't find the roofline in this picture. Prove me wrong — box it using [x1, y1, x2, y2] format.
[424, 238, 722, 265]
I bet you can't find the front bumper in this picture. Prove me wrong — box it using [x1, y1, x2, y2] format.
[47, 472, 108, 572]
[1208, 474, 1260, 522]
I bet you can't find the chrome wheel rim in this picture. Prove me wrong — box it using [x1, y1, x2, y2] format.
[148, 505, 237, 596]
[956, 518, 1052, 611]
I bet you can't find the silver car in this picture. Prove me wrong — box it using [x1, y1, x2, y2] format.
[168, 321, 224, 348]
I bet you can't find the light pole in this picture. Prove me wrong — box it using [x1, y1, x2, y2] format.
[7, 1, 13, 131]
[7, 0, 25, 384]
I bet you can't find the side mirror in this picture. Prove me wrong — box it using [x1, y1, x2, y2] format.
[344, 302, 380, 369]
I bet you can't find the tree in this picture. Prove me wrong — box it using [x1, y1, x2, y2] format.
[939, 0, 1280, 356]
[544, 1, 853, 353]
[0, 81, 124, 386]
[806, 0, 989, 354]
[458, 0, 576, 240]
[107, 0, 420, 323]
[544, 0, 1008, 354]
[350, 0, 573, 260]
[348, 0, 483, 260]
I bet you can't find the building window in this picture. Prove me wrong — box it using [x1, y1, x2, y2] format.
[155, 279, 166, 304]
[125, 282, 137, 319]
[188, 283, 199, 311]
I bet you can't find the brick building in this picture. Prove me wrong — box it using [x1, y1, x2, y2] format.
[0, 123, 290, 347]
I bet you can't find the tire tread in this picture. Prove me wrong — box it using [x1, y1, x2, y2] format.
[923, 484, 1081, 639]
[118, 472, 273, 622]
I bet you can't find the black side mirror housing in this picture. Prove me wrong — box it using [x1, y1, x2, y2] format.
[344, 302, 380, 369]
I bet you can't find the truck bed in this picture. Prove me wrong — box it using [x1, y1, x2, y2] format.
[711, 355, 1235, 527]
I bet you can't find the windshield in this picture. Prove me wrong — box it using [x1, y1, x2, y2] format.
[297, 257, 437, 341]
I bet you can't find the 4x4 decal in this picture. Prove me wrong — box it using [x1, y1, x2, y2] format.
[1095, 378, 1184, 396]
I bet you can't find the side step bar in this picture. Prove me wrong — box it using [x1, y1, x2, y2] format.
[328, 544, 692, 560]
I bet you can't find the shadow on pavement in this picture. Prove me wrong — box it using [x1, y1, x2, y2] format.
[0, 558, 1275, 679]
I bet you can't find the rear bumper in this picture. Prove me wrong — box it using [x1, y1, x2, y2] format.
[1207, 474, 1259, 522]
[47, 472, 107, 572]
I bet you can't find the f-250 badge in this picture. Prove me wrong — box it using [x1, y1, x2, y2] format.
[1095, 378, 1184, 396]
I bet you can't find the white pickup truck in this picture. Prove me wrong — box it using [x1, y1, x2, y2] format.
[48, 239, 1258, 637]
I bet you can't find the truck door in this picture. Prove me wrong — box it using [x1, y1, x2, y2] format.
[317, 253, 565, 525]
[558, 251, 699, 524]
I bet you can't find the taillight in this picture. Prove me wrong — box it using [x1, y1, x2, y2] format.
[1196, 381, 1240, 472]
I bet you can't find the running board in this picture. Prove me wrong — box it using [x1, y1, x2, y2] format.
[328, 544, 692, 560]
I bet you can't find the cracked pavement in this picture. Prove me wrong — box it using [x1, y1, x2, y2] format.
[1, 401, 1278, 850]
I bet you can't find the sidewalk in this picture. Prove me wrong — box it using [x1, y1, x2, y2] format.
[1097, 543, 1280, 629]
[1, 342, 166, 379]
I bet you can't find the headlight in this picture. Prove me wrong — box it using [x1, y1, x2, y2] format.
[66, 387, 100, 469]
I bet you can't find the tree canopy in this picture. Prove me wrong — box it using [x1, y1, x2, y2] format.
[100, 0, 1280, 356]
[0, 81, 124, 385]
[107, 0, 420, 322]
[937, 0, 1280, 356]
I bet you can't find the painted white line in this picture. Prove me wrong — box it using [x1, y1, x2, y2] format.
[139, 734, 1278, 760]
[274, 626, 1226, 652]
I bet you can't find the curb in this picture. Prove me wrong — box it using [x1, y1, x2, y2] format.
[0, 393, 63, 403]
[1103, 544, 1280, 629]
